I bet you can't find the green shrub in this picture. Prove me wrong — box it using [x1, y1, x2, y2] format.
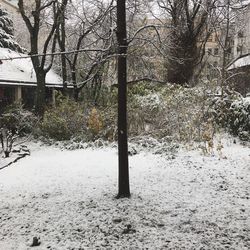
[87, 107, 103, 137]
[208, 90, 241, 128]
[126, 83, 214, 142]
[210, 93, 250, 141]
[40, 99, 85, 141]
[99, 105, 117, 141]
[0, 103, 38, 157]
[0, 102, 38, 135]
[228, 97, 250, 141]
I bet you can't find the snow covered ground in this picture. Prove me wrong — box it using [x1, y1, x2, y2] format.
[0, 139, 249, 249]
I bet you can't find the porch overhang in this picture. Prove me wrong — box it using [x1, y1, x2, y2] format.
[0, 79, 73, 88]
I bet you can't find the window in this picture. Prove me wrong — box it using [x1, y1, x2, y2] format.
[214, 48, 219, 55]
[207, 35, 213, 42]
[237, 45, 243, 54]
[238, 31, 244, 38]
[207, 48, 212, 54]
[226, 47, 232, 54]
[0, 88, 4, 99]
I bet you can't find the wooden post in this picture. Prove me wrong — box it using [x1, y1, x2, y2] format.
[52, 88, 56, 106]
[14, 86, 22, 102]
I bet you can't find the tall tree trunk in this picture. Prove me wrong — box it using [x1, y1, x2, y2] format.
[221, 0, 230, 97]
[35, 70, 46, 116]
[60, 23, 68, 95]
[71, 69, 79, 101]
[57, 4, 68, 95]
[166, 32, 198, 85]
[116, 0, 130, 198]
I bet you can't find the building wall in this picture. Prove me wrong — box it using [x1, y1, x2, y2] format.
[0, 0, 30, 49]
[246, 5, 250, 53]
[200, 32, 222, 79]
[0, 0, 49, 51]
[229, 65, 250, 96]
[233, 4, 250, 58]
[0, 0, 18, 13]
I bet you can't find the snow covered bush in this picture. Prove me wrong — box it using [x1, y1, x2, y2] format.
[40, 99, 86, 141]
[128, 91, 164, 136]
[158, 84, 213, 142]
[0, 103, 38, 157]
[0, 128, 16, 157]
[126, 83, 215, 143]
[209, 91, 240, 128]
[228, 97, 250, 141]
[210, 93, 250, 141]
[38, 82, 231, 145]
[0, 103, 38, 135]
[94, 82, 217, 143]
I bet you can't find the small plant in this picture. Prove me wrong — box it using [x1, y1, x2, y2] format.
[0, 103, 38, 157]
[88, 107, 103, 137]
[0, 128, 17, 157]
[216, 140, 224, 159]
[201, 119, 215, 155]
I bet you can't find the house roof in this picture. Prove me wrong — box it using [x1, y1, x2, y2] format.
[0, 48, 63, 88]
[232, 0, 250, 9]
[227, 53, 250, 70]
[1, 0, 18, 10]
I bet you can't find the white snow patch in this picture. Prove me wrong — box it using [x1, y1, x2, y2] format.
[228, 54, 250, 70]
[0, 140, 249, 249]
[0, 48, 62, 87]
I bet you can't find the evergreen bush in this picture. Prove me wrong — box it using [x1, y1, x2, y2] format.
[40, 99, 85, 141]
[228, 97, 250, 141]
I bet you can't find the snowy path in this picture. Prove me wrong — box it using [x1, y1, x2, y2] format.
[0, 142, 249, 249]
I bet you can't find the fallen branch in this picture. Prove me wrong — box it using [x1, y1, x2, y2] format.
[0, 149, 30, 171]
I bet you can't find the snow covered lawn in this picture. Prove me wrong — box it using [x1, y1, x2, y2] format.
[0, 141, 249, 249]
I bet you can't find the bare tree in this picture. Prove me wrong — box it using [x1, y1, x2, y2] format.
[210, 0, 246, 94]
[18, 0, 65, 115]
[158, 0, 216, 85]
[56, 0, 68, 95]
[57, 0, 115, 101]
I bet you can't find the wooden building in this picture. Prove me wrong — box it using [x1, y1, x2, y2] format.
[0, 48, 63, 111]
[227, 53, 250, 96]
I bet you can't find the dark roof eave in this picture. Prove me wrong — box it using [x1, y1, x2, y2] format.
[226, 52, 250, 70]
[1, 0, 19, 11]
[228, 64, 250, 71]
[0, 79, 73, 88]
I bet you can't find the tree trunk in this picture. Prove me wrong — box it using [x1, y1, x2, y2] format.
[58, 10, 68, 95]
[116, 0, 130, 198]
[35, 70, 46, 116]
[221, 0, 230, 97]
[4, 151, 10, 158]
[71, 69, 79, 101]
[166, 32, 198, 85]
[61, 55, 68, 95]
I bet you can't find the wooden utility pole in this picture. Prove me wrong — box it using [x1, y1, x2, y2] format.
[116, 0, 130, 198]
